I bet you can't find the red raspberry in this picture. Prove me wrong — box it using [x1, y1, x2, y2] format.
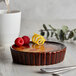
[15, 37, 24, 46]
[22, 36, 30, 44]
[24, 44, 30, 48]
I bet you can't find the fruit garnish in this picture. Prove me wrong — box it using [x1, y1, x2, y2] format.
[32, 33, 46, 45]
[23, 44, 30, 48]
[15, 37, 24, 46]
[22, 36, 30, 45]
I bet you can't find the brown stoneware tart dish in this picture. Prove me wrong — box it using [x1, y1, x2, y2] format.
[10, 41, 66, 65]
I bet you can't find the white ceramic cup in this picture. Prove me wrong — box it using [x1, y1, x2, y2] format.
[0, 10, 21, 46]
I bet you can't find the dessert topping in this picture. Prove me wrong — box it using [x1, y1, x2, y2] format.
[15, 37, 24, 46]
[32, 33, 46, 45]
[22, 36, 30, 45]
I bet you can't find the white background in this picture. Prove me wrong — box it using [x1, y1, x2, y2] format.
[0, 0, 76, 36]
[0, 1, 76, 76]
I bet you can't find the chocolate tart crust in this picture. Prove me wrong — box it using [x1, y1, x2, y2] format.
[10, 41, 66, 65]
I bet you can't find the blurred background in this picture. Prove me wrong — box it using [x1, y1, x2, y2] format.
[0, 0, 76, 36]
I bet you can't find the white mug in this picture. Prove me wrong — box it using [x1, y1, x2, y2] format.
[0, 10, 21, 46]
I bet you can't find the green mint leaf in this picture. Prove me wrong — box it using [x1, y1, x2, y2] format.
[49, 25, 56, 31]
[62, 25, 68, 33]
[59, 30, 65, 42]
[73, 37, 76, 40]
[47, 31, 50, 38]
[43, 24, 48, 31]
[56, 29, 61, 35]
[68, 31, 74, 39]
[40, 29, 45, 36]
[73, 29, 76, 33]
[55, 33, 59, 40]
[43, 24, 50, 38]
[51, 32, 54, 37]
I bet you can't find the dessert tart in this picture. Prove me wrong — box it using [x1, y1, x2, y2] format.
[10, 41, 66, 65]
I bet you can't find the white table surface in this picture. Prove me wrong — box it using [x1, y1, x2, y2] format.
[0, 41, 76, 76]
